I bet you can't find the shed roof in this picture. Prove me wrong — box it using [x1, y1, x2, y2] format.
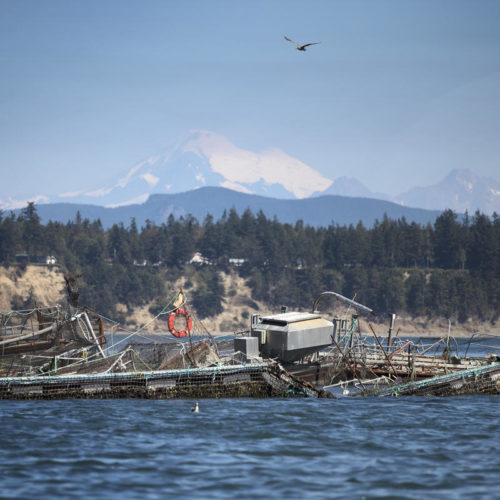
[260, 311, 320, 325]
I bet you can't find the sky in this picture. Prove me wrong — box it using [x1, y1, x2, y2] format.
[1, 0, 499, 207]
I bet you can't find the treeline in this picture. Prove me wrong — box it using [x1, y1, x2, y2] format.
[1, 203, 499, 323]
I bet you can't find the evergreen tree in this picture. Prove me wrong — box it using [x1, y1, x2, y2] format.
[467, 212, 494, 277]
[191, 268, 225, 319]
[20, 202, 44, 255]
[1, 204, 499, 324]
[432, 210, 464, 269]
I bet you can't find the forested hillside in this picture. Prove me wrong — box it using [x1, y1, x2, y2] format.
[1, 203, 499, 326]
[13, 186, 442, 229]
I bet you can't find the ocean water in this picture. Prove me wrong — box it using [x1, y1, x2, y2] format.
[1, 396, 499, 499]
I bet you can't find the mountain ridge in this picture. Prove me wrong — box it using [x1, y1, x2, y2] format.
[1, 129, 498, 214]
[54, 130, 333, 207]
[19, 186, 443, 229]
[395, 169, 500, 214]
[317, 168, 500, 215]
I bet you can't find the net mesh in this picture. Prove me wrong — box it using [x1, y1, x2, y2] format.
[0, 290, 335, 399]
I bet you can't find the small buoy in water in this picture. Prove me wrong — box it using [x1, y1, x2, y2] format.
[191, 401, 199, 413]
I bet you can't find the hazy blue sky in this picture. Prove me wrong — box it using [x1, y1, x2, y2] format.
[1, 0, 499, 205]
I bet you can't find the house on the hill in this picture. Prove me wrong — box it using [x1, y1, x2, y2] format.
[189, 252, 211, 266]
[15, 254, 57, 266]
[229, 258, 246, 267]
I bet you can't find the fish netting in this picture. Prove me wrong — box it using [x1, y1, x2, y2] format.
[0, 362, 334, 400]
[360, 362, 500, 397]
[0, 304, 106, 377]
[1, 290, 235, 379]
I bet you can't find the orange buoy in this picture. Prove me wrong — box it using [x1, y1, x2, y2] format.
[167, 308, 193, 338]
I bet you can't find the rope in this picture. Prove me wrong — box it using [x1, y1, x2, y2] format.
[371, 361, 500, 396]
[36, 290, 186, 376]
[0, 305, 61, 317]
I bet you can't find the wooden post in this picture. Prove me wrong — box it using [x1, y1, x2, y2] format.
[331, 336, 366, 389]
[369, 323, 399, 378]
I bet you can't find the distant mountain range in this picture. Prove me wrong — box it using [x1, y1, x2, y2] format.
[22, 186, 442, 229]
[395, 169, 500, 214]
[2, 129, 499, 216]
[47, 130, 333, 207]
[327, 170, 500, 214]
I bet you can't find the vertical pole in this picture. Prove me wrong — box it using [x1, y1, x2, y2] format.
[388, 313, 396, 348]
[82, 312, 106, 359]
[369, 323, 399, 378]
[407, 343, 411, 378]
[446, 318, 451, 352]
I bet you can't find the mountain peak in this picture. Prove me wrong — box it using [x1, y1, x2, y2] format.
[53, 130, 333, 207]
[398, 168, 500, 213]
[319, 176, 374, 198]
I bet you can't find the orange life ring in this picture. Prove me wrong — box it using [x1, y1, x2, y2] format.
[168, 308, 193, 338]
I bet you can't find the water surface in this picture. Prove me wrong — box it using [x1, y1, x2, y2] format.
[1, 396, 499, 499]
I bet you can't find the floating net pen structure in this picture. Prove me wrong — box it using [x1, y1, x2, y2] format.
[0, 305, 105, 377]
[97, 291, 223, 374]
[0, 290, 335, 400]
[296, 310, 498, 391]
[304, 291, 495, 388]
[358, 361, 500, 397]
[0, 362, 334, 400]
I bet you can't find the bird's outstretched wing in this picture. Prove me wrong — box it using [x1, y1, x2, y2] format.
[284, 36, 300, 48]
[302, 42, 320, 48]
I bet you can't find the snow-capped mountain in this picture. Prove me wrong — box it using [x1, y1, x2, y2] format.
[1, 127, 498, 216]
[318, 176, 386, 200]
[317, 170, 500, 214]
[395, 169, 500, 214]
[55, 130, 333, 207]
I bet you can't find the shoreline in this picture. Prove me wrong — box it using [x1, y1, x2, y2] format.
[119, 329, 500, 340]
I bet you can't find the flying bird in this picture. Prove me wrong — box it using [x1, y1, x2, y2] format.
[284, 36, 320, 51]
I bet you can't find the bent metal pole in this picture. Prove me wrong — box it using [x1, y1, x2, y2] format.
[312, 291, 375, 316]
